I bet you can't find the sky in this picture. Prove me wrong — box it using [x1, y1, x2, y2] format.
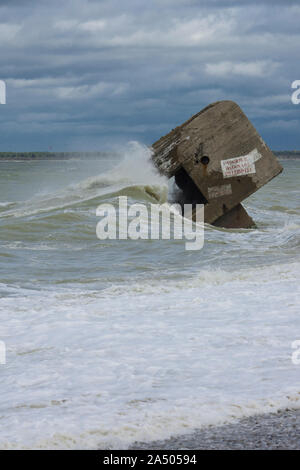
[0, 0, 299, 151]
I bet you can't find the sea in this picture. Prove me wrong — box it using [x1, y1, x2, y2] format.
[0, 142, 299, 449]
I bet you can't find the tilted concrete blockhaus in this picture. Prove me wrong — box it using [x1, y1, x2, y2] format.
[152, 100, 283, 228]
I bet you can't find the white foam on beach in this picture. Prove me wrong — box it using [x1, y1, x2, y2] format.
[0, 260, 300, 449]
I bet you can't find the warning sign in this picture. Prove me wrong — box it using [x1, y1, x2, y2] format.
[221, 149, 262, 178]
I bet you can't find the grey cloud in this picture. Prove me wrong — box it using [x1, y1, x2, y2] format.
[0, 0, 299, 151]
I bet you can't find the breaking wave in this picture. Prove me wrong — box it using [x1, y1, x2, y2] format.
[0, 142, 168, 219]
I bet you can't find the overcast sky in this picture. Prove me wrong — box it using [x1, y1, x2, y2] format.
[0, 0, 299, 151]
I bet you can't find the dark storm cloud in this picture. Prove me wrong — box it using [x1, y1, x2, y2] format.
[0, 0, 299, 150]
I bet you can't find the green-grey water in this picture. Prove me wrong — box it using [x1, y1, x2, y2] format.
[0, 144, 299, 449]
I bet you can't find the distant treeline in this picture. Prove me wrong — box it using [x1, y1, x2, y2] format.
[0, 151, 116, 160]
[274, 151, 300, 159]
[0, 150, 299, 160]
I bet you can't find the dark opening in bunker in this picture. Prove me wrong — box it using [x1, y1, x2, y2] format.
[174, 166, 208, 212]
[200, 156, 210, 165]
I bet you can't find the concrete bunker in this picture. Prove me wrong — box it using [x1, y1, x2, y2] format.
[151, 100, 283, 229]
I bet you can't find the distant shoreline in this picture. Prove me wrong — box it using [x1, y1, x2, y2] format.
[0, 151, 300, 160]
[0, 151, 118, 160]
[274, 151, 300, 159]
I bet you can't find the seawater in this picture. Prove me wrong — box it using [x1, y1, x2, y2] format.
[0, 142, 299, 449]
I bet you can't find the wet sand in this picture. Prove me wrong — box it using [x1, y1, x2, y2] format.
[131, 409, 300, 450]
